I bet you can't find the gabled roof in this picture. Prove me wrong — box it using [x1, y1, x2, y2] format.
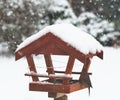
[15, 23, 103, 61]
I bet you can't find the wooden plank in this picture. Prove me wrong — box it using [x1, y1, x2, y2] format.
[54, 70, 92, 75]
[15, 33, 52, 60]
[69, 82, 87, 92]
[29, 82, 70, 93]
[97, 50, 103, 59]
[44, 54, 55, 82]
[44, 54, 55, 74]
[26, 55, 39, 81]
[29, 81, 87, 93]
[65, 56, 75, 74]
[79, 57, 91, 81]
[54, 95, 67, 100]
[81, 57, 91, 73]
[48, 92, 66, 99]
[79, 57, 92, 94]
[34, 40, 67, 55]
[25, 72, 72, 79]
[63, 56, 75, 84]
[52, 35, 86, 63]
[15, 32, 102, 61]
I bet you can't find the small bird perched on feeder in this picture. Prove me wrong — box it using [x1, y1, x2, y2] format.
[80, 72, 92, 95]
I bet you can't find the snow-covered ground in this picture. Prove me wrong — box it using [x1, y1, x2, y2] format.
[0, 47, 120, 100]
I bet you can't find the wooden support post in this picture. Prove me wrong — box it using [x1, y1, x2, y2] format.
[83, 57, 91, 72]
[79, 57, 92, 95]
[44, 54, 55, 74]
[44, 54, 55, 82]
[63, 56, 75, 84]
[65, 56, 75, 74]
[80, 57, 91, 79]
[48, 92, 66, 98]
[54, 70, 92, 75]
[54, 95, 67, 100]
[26, 55, 39, 81]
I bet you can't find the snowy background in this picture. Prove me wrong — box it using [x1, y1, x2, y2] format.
[0, 0, 120, 100]
[1, 47, 120, 100]
[0, 0, 120, 55]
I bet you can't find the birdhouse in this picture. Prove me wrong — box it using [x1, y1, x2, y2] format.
[15, 23, 103, 99]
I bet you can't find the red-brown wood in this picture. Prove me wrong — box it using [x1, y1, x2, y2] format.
[44, 54, 55, 75]
[26, 55, 39, 81]
[15, 31, 103, 95]
[34, 40, 67, 55]
[15, 32, 103, 61]
[50, 34, 86, 63]
[63, 56, 75, 84]
[79, 57, 91, 80]
[54, 70, 92, 75]
[54, 95, 67, 100]
[25, 72, 72, 79]
[65, 56, 75, 74]
[48, 92, 66, 99]
[83, 57, 91, 72]
[29, 81, 87, 93]
[79, 57, 92, 94]
[44, 54, 55, 82]
[15, 33, 51, 60]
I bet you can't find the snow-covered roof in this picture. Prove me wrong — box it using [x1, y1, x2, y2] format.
[16, 23, 103, 55]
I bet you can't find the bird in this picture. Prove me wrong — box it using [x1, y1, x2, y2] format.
[79, 72, 92, 95]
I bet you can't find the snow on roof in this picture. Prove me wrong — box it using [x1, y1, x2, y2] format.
[16, 23, 103, 54]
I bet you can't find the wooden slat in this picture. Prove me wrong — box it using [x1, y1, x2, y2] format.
[79, 57, 91, 80]
[26, 55, 39, 81]
[79, 57, 92, 93]
[34, 40, 67, 55]
[54, 70, 92, 75]
[62, 56, 75, 84]
[25, 72, 72, 79]
[54, 95, 67, 100]
[15, 33, 52, 60]
[29, 81, 87, 93]
[82, 57, 91, 73]
[48, 92, 66, 99]
[44, 54, 55, 75]
[52, 35, 86, 63]
[65, 56, 75, 74]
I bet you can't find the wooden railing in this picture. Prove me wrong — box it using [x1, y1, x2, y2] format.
[25, 72, 72, 79]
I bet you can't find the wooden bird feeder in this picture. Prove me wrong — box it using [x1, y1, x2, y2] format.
[15, 24, 103, 99]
